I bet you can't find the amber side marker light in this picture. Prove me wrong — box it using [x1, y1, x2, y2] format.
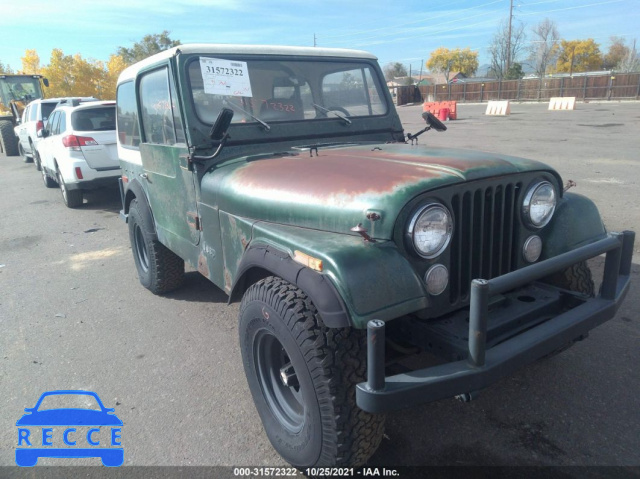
[293, 250, 323, 272]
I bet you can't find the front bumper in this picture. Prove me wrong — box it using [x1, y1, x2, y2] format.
[356, 231, 635, 413]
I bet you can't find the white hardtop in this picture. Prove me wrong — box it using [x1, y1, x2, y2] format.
[118, 43, 379, 83]
[54, 100, 115, 113]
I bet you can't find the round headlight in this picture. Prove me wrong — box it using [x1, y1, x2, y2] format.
[523, 181, 556, 228]
[408, 204, 453, 258]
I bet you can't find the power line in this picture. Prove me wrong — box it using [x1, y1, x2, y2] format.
[319, 0, 506, 44]
[518, 0, 625, 17]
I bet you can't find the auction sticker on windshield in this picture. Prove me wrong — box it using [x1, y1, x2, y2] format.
[200, 57, 253, 97]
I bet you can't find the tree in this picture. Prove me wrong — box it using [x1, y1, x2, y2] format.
[42, 49, 76, 97]
[427, 47, 478, 82]
[101, 54, 128, 99]
[603, 36, 630, 70]
[117, 30, 180, 65]
[616, 39, 640, 73]
[0, 61, 14, 73]
[383, 62, 408, 81]
[529, 19, 560, 78]
[70, 53, 104, 97]
[555, 39, 601, 74]
[21, 50, 41, 74]
[505, 62, 524, 80]
[489, 20, 526, 79]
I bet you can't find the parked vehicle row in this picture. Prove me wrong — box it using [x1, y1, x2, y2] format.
[13, 97, 120, 208]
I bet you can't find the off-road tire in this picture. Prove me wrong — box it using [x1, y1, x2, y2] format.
[56, 168, 83, 208]
[0, 120, 19, 156]
[239, 276, 385, 467]
[541, 261, 595, 359]
[544, 261, 595, 296]
[19, 142, 33, 163]
[42, 166, 57, 188]
[128, 198, 185, 294]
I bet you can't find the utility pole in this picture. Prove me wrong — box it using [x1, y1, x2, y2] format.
[506, 0, 514, 73]
[313, 33, 317, 47]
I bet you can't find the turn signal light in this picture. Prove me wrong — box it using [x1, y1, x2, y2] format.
[293, 250, 323, 272]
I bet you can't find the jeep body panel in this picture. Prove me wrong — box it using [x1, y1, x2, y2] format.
[117, 44, 611, 330]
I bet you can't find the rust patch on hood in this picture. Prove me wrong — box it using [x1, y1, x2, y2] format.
[231, 151, 450, 203]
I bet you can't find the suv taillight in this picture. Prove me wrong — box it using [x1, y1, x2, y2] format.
[62, 135, 98, 150]
[36, 120, 44, 132]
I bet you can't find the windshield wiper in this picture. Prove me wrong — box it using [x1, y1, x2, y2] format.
[222, 99, 270, 132]
[312, 104, 352, 125]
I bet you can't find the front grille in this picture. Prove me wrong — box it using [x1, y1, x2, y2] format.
[449, 182, 522, 303]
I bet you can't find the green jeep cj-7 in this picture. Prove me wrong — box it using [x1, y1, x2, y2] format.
[116, 44, 634, 467]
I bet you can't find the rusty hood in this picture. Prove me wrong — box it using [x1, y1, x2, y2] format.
[202, 143, 558, 240]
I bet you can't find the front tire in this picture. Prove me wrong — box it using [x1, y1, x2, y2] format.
[0, 120, 19, 156]
[544, 261, 595, 296]
[541, 261, 595, 359]
[239, 277, 385, 467]
[128, 198, 185, 294]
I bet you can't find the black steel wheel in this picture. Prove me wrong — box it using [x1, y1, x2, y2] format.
[239, 276, 385, 467]
[128, 198, 184, 294]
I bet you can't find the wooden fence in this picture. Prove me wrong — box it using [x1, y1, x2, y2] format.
[393, 73, 640, 106]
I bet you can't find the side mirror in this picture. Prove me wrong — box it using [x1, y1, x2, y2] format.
[209, 108, 234, 141]
[38, 129, 48, 138]
[422, 111, 447, 132]
[42, 78, 50, 88]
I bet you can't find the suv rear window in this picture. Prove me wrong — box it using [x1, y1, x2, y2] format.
[71, 107, 116, 131]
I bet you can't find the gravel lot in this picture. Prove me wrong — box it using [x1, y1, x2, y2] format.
[1, 101, 638, 469]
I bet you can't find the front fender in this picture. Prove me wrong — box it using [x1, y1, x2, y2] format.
[230, 221, 427, 329]
[541, 192, 607, 259]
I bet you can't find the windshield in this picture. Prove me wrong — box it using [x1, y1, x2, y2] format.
[0, 76, 42, 106]
[188, 58, 388, 125]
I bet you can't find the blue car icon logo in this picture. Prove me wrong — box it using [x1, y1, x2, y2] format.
[16, 390, 123, 467]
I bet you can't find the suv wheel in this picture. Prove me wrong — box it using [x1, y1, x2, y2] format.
[33, 145, 42, 171]
[239, 276, 385, 467]
[128, 199, 185, 294]
[42, 165, 57, 188]
[56, 168, 83, 208]
[19, 142, 33, 163]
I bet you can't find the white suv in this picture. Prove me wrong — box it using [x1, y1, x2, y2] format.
[14, 97, 97, 169]
[39, 100, 120, 208]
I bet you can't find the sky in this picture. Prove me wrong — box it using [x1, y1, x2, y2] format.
[1, 0, 638, 75]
